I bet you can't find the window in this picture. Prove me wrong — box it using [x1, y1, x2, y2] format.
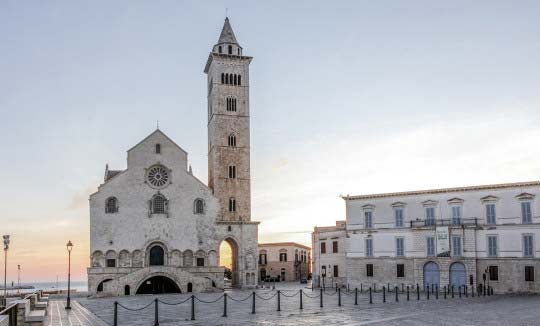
[332, 241, 338, 253]
[155, 143, 161, 154]
[366, 264, 374, 277]
[146, 165, 170, 188]
[151, 194, 168, 214]
[397, 264, 405, 278]
[487, 235, 498, 257]
[396, 237, 404, 257]
[226, 97, 237, 112]
[395, 208, 403, 227]
[218, 46, 222, 53]
[228, 198, 236, 212]
[521, 201, 532, 224]
[525, 266, 535, 282]
[333, 265, 339, 278]
[279, 253, 287, 262]
[221, 73, 225, 84]
[427, 237, 435, 256]
[194, 199, 204, 214]
[451, 206, 462, 225]
[228, 165, 236, 179]
[486, 203, 496, 224]
[237, 48, 240, 55]
[233, 74, 237, 85]
[364, 211, 373, 228]
[196, 258, 205, 267]
[238, 75, 241, 86]
[259, 253, 267, 265]
[228, 133, 237, 147]
[366, 238, 373, 257]
[105, 197, 118, 213]
[452, 236, 462, 256]
[425, 207, 435, 225]
[320, 242, 326, 254]
[322, 266, 327, 276]
[488, 265, 498, 281]
[228, 45, 232, 54]
[523, 234, 534, 257]
[106, 259, 116, 267]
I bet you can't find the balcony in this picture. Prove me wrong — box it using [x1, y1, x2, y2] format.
[410, 217, 478, 228]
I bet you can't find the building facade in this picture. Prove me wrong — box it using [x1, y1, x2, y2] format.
[314, 181, 540, 293]
[312, 221, 347, 288]
[87, 18, 259, 296]
[258, 243, 311, 282]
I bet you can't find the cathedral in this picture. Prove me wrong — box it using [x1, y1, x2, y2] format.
[87, 18, 259, 295]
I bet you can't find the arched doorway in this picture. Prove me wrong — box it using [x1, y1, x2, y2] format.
[124, 285, 130, 296]
[449, 262, 466, 287]
[423, 262, 440, 288]
[220, 238, 239, 287]
[97, 279, 112, 292]
[187, 282, 193, 292]
[149, 246, 164, 266]
[136, 276, 180, 294]
[260, 268, 267, 282]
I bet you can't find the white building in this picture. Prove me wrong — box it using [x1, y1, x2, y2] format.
[87, 18, 259, 295]
[312, 221, 347, 288]
[314, 181, 540, 293]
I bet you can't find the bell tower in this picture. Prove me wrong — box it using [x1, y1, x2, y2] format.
[205, 18, 253, 222]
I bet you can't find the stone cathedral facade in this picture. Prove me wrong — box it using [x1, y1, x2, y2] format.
[87, 18, 259, 296]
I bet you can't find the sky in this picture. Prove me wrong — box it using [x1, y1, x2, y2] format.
[1, 1, 540, 283]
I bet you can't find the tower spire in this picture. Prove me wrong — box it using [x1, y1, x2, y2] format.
[217, 17, 239, 45]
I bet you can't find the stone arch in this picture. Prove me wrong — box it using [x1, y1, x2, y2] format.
[220, 237, 240, 287]
[135, 273, 181, 295]
[132, 250, 143, 267]
[170, 250, 182, 267]
[91, 250, 104, 267]
[207, 250, 218, 266]
[118, 250, 130, 267]
[97, 278, 113, 292]
[183, 250, 193, 267]
[145, 242, 168, 266]
[105, 250, 117, 267]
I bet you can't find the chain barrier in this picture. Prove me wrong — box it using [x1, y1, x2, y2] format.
[255, 292, 278, 300]
[303, 292, 321, 299]
[195, 295, 225, 304]
[157, 296, 192, 306]
[228, 294, 253, 302]
[116, 300, 155, 311]
[280, 291, 299, 298]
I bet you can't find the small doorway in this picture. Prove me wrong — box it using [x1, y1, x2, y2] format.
[281, 268, 286, 282]
[124, 285, 130, 296]
[187, 282, 193, 292]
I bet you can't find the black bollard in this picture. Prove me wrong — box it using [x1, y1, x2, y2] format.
[465, 286, 468, 297]
[383, 286, 386, 303]
[472, 286, 474, 298]
[369, 287, 373, 304]
[435, 285, 438, 300]
[402, 283, 404, 293]
[113, 301, 118, 326]
[338, 288, 342, 307]
[252, 292, 256, 314]
[444, 286, 447, 299]
[407, 286, 410, 301]
[348, 284, 350, 292]
[191, 295, 195, 321]
[395, 286, 398, 302]
[154, 298, 159, 326]
[355, 288, 358, 306]
[459, 286, 462, 298]
[483, 285, 486, 296]
[320, 288, 323, 308]
[300, 289, 303, 310]
[223, 293, 228, 317]
[417, 284, 420, 300]
[427, 287, 430, 300]
[277, 290, 281, 311]
[361, 284, 363, 293]
[452, 285, 455, 298]
[387, 282, 390, 291]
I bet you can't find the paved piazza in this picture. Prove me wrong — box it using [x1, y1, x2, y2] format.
[44, 283, 540, 325]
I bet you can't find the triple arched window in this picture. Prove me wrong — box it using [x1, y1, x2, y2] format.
[194, 199, 205, 214]
[221, 73, 242, 86]
[150, 194, 168, 214]
[226, 97, 237, 112]
[105, 197, 118, 213]
[228, 133, 237, 147]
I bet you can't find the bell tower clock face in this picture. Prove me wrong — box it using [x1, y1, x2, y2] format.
[146, 165, 170, 189]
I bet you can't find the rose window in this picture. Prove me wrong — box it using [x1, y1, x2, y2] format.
[147, 165, 169, 188]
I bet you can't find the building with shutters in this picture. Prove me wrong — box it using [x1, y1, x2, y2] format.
[258, 243, 311, 282]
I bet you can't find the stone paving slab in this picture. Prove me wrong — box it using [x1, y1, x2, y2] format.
[75, 284, 540, 325]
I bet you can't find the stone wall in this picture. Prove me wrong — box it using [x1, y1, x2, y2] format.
[476, 258, 540, 293]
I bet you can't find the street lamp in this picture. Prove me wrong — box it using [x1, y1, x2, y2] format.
[65, 240, 73, 310]
[3, 235, 10, 303]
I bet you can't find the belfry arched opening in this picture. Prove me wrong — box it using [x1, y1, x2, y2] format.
[136, 276, 181, 295]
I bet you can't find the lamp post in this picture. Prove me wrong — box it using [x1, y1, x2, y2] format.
[3, 235, 10, 303]
[65, 240, 73, 310]
[17, 265, 20, 295]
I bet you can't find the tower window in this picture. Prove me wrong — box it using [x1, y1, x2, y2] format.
[219, 46, 222, 53]
[233, 74, 237, 85]
[228, 165, 236, 179]
[229, 198, 236, 212]
[155, 144, 161, 154]
[228, 45, 232, 54]
[238, 75, 241, 86]
[228, 134, 237, 147]
[105, 197, 118, 214]
[237, 48, 240, 55]
[221, 73, 224, 84]
[226, 97, 237, 112]
[194, 199, 204, 214]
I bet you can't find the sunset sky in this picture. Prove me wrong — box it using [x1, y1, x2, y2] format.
[1, 1, 540, 283]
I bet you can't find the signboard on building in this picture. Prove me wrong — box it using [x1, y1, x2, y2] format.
[436, 226, 450, 257]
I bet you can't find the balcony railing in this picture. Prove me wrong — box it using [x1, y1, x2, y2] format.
[410, 218, 478, 228]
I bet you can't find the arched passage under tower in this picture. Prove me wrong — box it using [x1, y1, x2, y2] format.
[220, 238, 239, 287]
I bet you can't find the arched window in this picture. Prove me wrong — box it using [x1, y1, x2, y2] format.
[237, 48, 240, 55]
[238, 75, 241, 86]
[226, 97, 237, 112]
[105, 197, 118, 213]
[194, 199, 204, 214]
[228, 133, 237, 147]
[221, 73, 224, 84]
[225, 73, 229, 85]
[229, 198, 236, 212]
[228, 165, 236, 179]
[149, 246, 165, 266]
[155, 144, 161, 154]
[218, 46, 222, 53]
[151, 194, 168, 214]
[228, 45, 232, 55]
[233, 74, 237, 85]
